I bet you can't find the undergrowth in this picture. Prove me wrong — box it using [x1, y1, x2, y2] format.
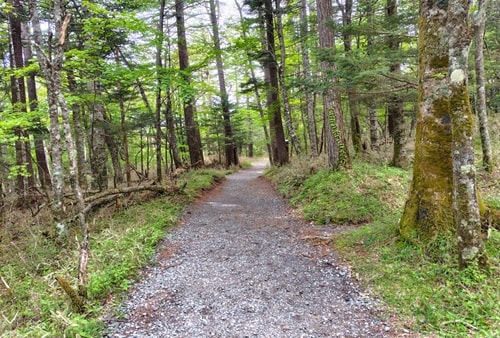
[0, 169, 227, 337]
[266, 156, 499, 337]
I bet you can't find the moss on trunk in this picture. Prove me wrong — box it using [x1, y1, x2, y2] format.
[399, 2, 455, 244]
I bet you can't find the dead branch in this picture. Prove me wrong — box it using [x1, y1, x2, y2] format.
[83, 185, 175, 205]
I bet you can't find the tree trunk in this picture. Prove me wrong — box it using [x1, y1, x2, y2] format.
[31, 0, 89, 302]
[155, 0, 165, 181]
[399, 0, 454, 242]
[337, 0, 362, 154]
[67, 69, 88, 190]
[448, 0, 487, 268]
[209, 0, 239, 167]
[175, 0, 204, 168]
[263, 0, 289, 166]
[300, 0, 317, 156]
[117, 79, 131, 186]
[275, 0, 302, 156]
[103, 113, 123, 187]
[316, 0, 350, 169]
[22, 22, 52, 189]
[88, 81, 109, 191]
[387, 0, 408, 168]
[473, 0, 493, 172]
[234, 0, 272, 164]
[368, 103, 379, 150]
[8, 0, 33, 198]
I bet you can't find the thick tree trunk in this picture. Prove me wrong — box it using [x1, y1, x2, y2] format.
[400, 1, 454, 242]
[448, 0, 487, 268]
[316, 0, 350, 169]
[175, 0, 204, 168]
[300, 0, 317, 156]
[473, 0, 493, 172]
[209, 0, 239, 167]
[263, 0, 289, 166]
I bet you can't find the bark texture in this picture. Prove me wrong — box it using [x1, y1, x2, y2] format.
[316, 0, 350, 169]
[31, 0, 90, 305]
[399, 0, 454, 242]
[448, 0, 487, 268]
[387, 0, 408, 168]
[263, 0, 289, 166]
[473, 0, 493, 171]
[176, 0, 204, 168]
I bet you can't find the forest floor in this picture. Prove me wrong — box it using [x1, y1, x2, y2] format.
[103, 162, 418, 337]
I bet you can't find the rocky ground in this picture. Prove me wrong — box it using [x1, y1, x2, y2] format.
[103, 162, 412, 338]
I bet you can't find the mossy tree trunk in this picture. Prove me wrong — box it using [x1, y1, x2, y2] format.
[316, 0, 350, 169]
[399, 0, 455, 242]
[473, 0, 493, 172]
[31, 0, 90, 308]
[448, 0, 488, 268]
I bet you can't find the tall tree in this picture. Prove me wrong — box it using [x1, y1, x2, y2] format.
[400, 0, 488, 269]
[447, 0, 487, 268]
[275, 0, 302, 156]
[209, 0, 239, 167]
[300, 0, 318, 156]
[8, 0, 35, 198]
[31, 0, 90, 307]
[175, 0, 204, 167]
[235, 0, 273, 164]
[386, 0, 407, 167]
[337, 0, 362, 154]
[155, 0, 166, 181]
[263, 0, 289, 165]
[21, 22, 52, 189]
[316, 0, 350, 169]
[399, 0, 453, 243]
[473, 0, 493, 172]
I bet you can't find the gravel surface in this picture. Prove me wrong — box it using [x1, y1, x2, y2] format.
[103, 162, 401, 337]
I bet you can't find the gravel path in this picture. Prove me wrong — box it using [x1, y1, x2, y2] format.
[104, 162, 398, 337]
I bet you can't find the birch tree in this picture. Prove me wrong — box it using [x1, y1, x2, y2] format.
[30, 0, 90, 309]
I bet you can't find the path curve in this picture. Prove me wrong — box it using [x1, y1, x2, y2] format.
[104, 163, 393, 337]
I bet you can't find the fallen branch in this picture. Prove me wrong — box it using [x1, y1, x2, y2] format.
[83, 184, 175, 204]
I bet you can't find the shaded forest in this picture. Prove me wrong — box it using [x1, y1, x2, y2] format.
[0, 0, 498, 336]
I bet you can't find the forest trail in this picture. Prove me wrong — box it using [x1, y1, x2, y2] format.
[104, 162, 402, 337]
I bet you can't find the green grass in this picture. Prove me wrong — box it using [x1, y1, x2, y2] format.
[0, 169, 228, 337]
[267, 158, 499, 337]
